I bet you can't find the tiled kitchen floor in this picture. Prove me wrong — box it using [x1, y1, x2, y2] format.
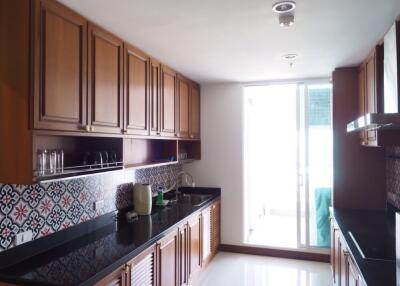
[194, 252, 332, 286]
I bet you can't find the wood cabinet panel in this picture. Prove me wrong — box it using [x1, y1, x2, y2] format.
[32, 0, 87, 131]
[177, 78, 190, 138]
[128, 243, 157, 286]
[188, 215, 202, 280]
[211, 201, 221, 256]
[94, 266, 127, 286]
[124, 44, 150, 135]
[201, 207, 212, 265]
[189, 85, 200, 139]
[88, 23, 123, 134]
[358, 66, 367, 144]
[178, 224, 189, 286]
[158, 230, 178, 286]
[347, 255, 360, 286]
[150, 60, 161, 136]
[161, 66, 177, 137]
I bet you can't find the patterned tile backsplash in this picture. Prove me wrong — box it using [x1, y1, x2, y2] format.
[387, 146, 400, 209]
[0, 163, 182, 252]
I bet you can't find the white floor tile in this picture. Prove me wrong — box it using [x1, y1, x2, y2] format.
[194, 252, 333, 286]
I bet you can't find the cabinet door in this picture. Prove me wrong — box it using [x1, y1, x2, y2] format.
[366, 53, 377, 143]
[189, 85, 201, 139]
[150, 60, 161, 136]
[124, 44, 150, 136]
[128, 243, 157, 286]
[211, 201, 221, 256]
[32, 0, 87, 131]
[158, 230, 178, 286]
[160, 66, 177, 137]
[88, 23, 123, 134]
[340, 239, 348, 286]
[177, 77, 190, 138]
[347, 255, 360, 286]
[330, 220, 337, 285]
[94, 266, 127, 286]
[358, 66, 367, 145]
[201, 207, 212, 265]
[188, 214, 202, 281]
[178, 223, 189, 286]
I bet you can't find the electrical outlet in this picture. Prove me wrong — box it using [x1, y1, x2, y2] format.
[93, 200, 104, 211]
[14, 230, 33, 246]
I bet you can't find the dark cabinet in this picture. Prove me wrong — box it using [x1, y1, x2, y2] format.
[189, 85, 201, 139]
[157, 230, 179, 286]
[178, 223, 189, 285]
[331, 218, 364, 286]
[124, 44, 150, 135]
[88, 23, 124, 134]
[188, 214, 202, 281]
[177, 76, 190, 138]
[160, 66, 177, 137]
[94, 266, 127, 286]
[358, 45, 383, 147]
[32, 0, 87, 132]
[127, 243, 157, 286]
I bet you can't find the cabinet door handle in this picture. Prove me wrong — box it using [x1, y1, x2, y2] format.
[81, 125, 90, 132]
[90, 126, 95, 132]
[122, 129, 128, 134]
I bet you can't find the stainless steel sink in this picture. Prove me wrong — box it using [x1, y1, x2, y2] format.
[167, 193, 212, 207]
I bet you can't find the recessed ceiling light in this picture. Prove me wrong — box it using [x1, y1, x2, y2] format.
[272, 1, 296, 14]
[283, 54, 298, 60]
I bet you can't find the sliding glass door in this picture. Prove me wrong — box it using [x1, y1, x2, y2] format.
[244, 81, 332, 251]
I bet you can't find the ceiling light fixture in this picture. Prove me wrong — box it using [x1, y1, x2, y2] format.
[272, 1, 296, 13]
[272, 1, 296, 27]
[282, 54, 298, 60]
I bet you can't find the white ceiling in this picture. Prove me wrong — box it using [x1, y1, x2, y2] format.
[59, 0, 400, 84]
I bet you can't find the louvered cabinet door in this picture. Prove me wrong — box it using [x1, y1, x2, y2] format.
[211, 201, 221, 256]
[94, 266, 127, 286]
[128, 244, 157, 286]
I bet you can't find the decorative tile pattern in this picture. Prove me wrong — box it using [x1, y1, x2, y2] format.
[387, 147, 400, 209]
[0, 164, 182, 252]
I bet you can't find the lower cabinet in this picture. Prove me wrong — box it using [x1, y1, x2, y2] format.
[94, 266, 127, 286]
[127, 244, 158, 286]
[331, 218, 365, 286]
[96, 199, 221, 286]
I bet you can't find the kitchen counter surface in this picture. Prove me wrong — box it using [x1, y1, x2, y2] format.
[0, 187, 221, 286]
[332, 207, 396, 286]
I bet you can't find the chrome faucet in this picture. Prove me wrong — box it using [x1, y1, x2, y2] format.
[166, 171, 195, 198]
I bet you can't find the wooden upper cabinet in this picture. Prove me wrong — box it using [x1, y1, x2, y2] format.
[157, 230, 178, 286]
[94, 266, 127, 286]
[88, 23, 123, 134]
[177, 76, 190, 138]
[189, 85, 201, 139]
[161, 66, 177, 137]
[150, 60, 161, 136]
[127, 243, 157, 286]
[124, 44, 150, 136]
[32, 0, 87, 131]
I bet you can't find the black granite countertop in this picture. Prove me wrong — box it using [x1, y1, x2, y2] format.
[0, 187, 221, 286]
[332, 207, 397, 286]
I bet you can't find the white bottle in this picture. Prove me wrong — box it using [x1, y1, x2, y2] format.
[133, 183, 152, 215]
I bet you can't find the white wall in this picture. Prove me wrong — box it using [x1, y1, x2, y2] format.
[184, 83, 245, 246]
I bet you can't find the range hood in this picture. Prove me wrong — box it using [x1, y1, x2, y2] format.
[347, 113, 400, 132]
[347, 21, 400, 133]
